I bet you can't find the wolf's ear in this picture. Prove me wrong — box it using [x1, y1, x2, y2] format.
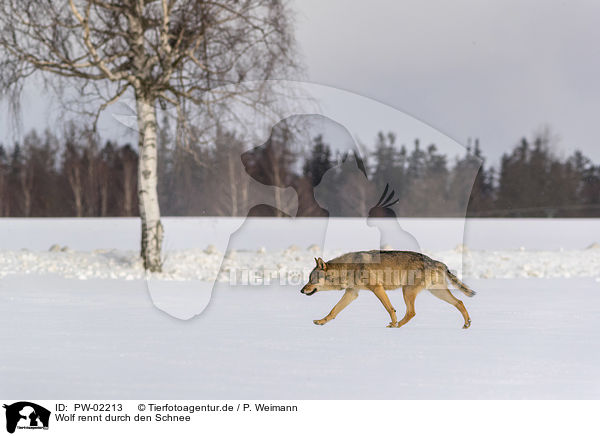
[316, 257, 327, 271]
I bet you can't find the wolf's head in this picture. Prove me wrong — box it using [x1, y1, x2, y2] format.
[301, 257, 346, 295]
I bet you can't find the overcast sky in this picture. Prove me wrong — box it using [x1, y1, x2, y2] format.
[1, 0, 599, 167]
[293, 0, 600, 165]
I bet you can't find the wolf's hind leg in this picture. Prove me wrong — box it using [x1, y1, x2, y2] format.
[313, 289, 359, 326]
[396, 285, 423, 328]
[371, 285, 398, 327]
[429, 288, 471, 329]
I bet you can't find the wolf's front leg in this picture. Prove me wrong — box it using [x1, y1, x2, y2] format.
[314, 289, 359, 325]
[371, 285, 398, 327]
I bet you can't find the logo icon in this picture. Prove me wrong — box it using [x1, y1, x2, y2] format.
[3, 402, 50, 434]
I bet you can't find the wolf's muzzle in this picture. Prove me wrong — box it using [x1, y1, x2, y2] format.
[301, 287, 317, 296]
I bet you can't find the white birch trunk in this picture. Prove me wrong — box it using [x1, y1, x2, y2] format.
[136, 94, 163, 271]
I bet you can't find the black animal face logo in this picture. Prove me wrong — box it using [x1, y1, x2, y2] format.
[368, 184, 399, 218]
[3, 402, 50, 434]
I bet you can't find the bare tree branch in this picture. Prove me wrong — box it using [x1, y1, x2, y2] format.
[0, 0, 300, 271]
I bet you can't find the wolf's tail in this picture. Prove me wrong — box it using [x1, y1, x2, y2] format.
[444, 267, 476, 297]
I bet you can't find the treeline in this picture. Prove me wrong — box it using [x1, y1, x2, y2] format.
[0, 127, 138, 217]
[0, 123, 598, 217]
[367, 131, 600, 217]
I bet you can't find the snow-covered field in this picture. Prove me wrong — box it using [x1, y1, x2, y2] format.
[2, 244, 600, 282]
[1, 276, 599, 399]
[1, 218, 600, 398]
[1, 217, 599, 282]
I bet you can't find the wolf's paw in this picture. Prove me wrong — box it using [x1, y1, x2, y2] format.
[313, 319, 327, 326]
[462, 319, 471, 329]
[386, 322, 398, 328]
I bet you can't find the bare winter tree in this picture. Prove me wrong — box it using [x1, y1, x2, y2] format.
[0, 0, 297, 271]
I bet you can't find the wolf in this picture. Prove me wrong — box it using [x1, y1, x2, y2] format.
[300, 250, 476, 328]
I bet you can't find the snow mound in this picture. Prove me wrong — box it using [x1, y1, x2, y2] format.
[454, 244, 469, 253]
[1, 247, 600, 282]
[204, 244, 218, 255]
[307, 244, 320, 253]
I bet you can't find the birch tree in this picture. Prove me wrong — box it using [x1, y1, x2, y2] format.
[0, 0, 297, 271]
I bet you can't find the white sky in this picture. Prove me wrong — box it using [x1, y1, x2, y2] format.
[1, 0, 599, 168]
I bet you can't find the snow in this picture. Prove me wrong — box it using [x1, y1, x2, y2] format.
[1, 275, 599, 399]
[1, 218, 600, 282]
[2, 217, 600, 251]
[1, 218, 599, 398]
[1, 245, 600, 282]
